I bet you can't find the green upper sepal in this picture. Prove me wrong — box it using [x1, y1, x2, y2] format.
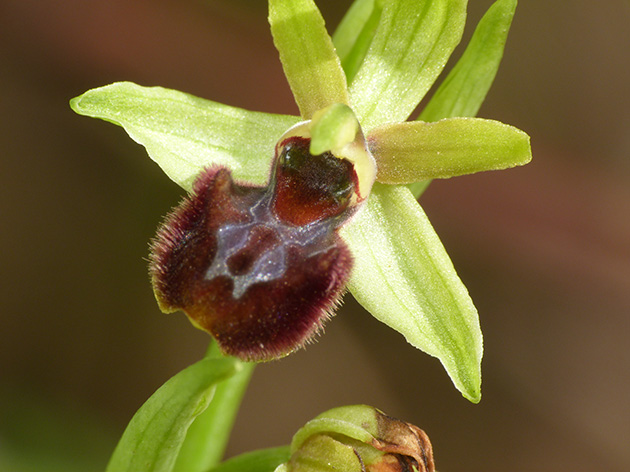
[268, 0, 349, 119]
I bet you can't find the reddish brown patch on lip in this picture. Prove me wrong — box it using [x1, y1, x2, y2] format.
[149, 136, 359, 361]
[273, 137, 358, 226]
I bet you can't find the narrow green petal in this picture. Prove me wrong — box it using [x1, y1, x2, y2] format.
[105, 357, 239, 472]
[268, 0, 349, 119]
[421, 0, 518, 121]
[349, 0, 467, 132]
[332, 0, 384, 83]
[369, 117, 531, 184]
[70, 82, 300, 191]
[341, 184, 482, 402]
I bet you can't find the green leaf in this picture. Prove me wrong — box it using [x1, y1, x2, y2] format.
[173, 352, 255, 472]
[349, 0, 468, 132]
[105, 357, 239, 472]
[268, 0, 349, 119]
[309, 103, 359, 155]
[208, 447, 291, 472]
[341, 183, 482, 402]
[70, 82, 300, 191]
[420, 0, 518, 121]
[332, 0, 384, 84]
[369, 117, 531, 184]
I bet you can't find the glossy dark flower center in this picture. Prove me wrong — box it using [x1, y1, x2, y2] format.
[272, 137, 357, 225]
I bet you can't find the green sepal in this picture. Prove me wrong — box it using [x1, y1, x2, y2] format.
[105, 356, 240, 472]
[70, 82, 299, 191]
[349, 0, 468, 132]
[369, 117, 531, 184]
[268, 0, 349, 119]
[341, 183, 482, 402]
[420, 0, 518, 121]
[332, 0, 384, 84]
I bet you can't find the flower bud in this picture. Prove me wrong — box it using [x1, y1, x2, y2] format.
[276, 405, 435, 472]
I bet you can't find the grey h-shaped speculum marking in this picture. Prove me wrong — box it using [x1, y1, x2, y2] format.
[205, 194, 332, 299]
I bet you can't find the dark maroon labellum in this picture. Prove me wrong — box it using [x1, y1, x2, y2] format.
[150, 137, 358, 361]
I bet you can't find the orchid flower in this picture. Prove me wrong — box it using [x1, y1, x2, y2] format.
[70, 0, 530, 403]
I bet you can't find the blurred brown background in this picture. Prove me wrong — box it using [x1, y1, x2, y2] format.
[1, 0, 629, 471]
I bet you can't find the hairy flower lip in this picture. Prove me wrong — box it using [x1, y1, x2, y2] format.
[149, 132, 361, 361]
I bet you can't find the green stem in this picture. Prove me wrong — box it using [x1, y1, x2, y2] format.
[173, 342, 256, 472]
